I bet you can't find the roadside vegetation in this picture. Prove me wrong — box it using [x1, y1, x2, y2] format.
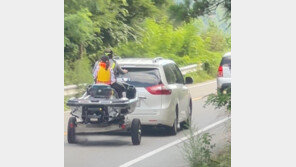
[205, 88, 231, 167]
[64, 89, 86, 111]
[64, 96, 70, 110]
[183, 127, 231, 167]
[64, 0, 231, 85]
[184, 70, 214, 84]
[206, 87, 231, 112]
[214, 144, 231, 167]
[183, 126, 230, 167]
[183, 87, 231, 167]
[183, 130, 217, 167]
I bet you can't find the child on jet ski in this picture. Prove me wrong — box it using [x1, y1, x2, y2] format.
[93, 51, 127, 98]
[93, 55, 116, 85]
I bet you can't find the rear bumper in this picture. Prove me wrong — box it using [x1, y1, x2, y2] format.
[217, 77, 231, 90]
[125, 106, 175, 127]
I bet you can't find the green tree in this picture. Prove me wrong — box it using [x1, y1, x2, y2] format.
[64, 0, 231, 85]
[64, 8, 99, 61]
[116, 18, 225, 69]
[169, 0, 231, 25]
[202, 21, 228, 52]
[64, 0, 167, 64]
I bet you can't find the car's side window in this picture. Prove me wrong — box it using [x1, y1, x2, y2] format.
[163, 64, 177, 84]
[171, 64, 184, 84]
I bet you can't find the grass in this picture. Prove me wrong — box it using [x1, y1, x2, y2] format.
[64, 96, 71, 111]
[214, 145, 231, 167]
[185, 70, 215, 84]
[182, 128, 218, 167]
[182, 127, 231, 167]
[64, 87, 86, 111]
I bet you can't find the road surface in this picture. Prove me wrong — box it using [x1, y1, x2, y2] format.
[64, 80, 230, 167]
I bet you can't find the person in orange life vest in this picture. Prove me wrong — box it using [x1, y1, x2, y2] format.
[93, 55, 115, 85]
[105, 49, 127, 98]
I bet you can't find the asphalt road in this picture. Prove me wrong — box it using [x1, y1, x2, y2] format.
[64, 80, 230, 167]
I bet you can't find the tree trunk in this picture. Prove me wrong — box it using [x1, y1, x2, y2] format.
[79, 43, 84, 58]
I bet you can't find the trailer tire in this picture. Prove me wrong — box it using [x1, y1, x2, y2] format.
[67, 117, 76, 144]
[131, 119, 141, 145]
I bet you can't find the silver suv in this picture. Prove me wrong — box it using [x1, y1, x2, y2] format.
[117, 58, 193, 135]
[217, 52, 231, 92]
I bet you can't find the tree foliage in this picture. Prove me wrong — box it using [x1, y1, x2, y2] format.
[115, 18, 228, 73]
[64, 0, 165, 63]
[64, 0, 231, 85]
[205, 87, 231, 112]
[169, 0, 231, 25]
[183, 131, 217, 167]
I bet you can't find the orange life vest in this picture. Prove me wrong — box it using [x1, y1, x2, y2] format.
[96, 62, 111, 85]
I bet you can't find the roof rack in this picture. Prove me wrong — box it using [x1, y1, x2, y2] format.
[152, 57, 163, 63]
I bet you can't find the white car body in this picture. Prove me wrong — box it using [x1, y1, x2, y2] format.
[217, 52, 231, 91]
[116, 58, 192, 129]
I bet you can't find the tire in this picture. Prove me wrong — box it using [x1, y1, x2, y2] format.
[168, 107, 178, 135]
[131, 119, 141, 145]
[181, 101, 192, 130]
[67, 117, 76, 144]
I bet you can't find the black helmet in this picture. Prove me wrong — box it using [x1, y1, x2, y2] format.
[104, 48, 113, 59]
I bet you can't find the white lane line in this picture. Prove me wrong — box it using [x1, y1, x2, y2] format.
[119, 117, 231, 167]
[188, 81, 216, 89]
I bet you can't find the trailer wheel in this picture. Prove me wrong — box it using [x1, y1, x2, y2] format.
[131, 119, 141, 145]
[67, 117, 76, 144]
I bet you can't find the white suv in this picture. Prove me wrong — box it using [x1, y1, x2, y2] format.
[116, 57, 193, 135]
[217, 52, 231, 92]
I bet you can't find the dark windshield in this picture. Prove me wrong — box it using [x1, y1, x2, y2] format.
[117, 68, 161, 87]
[220, 56, 231, 66]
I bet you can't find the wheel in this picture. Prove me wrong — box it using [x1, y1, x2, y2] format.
[67, 117, 76, 144]
[168, 107, 178, 135]
[181, 101, 192, 130]
[131, 119, 141, 145]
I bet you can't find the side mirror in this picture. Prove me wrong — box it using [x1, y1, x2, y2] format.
[185, 77, 193, 84]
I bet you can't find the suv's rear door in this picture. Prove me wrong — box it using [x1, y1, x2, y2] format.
[220, 56, 231, 78]
[117, 68, 162, 114]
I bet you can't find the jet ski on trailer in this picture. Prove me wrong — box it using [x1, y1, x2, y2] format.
[66, 83, 141, 145]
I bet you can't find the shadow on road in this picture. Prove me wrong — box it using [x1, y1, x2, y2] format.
[65, 127, 189, 146]
[75, 127, 186, 137]
[74, 138, 131, 147]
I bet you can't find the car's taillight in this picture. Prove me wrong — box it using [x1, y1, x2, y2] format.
[145, 84, 171, 95]
[217, 66, 223, 77]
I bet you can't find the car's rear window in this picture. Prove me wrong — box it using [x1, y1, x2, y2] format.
[220, 56, 231, 66]
[117, 68, 161, 87]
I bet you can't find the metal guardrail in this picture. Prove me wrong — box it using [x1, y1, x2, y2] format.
[64, 85, 78, 90]
[64, 64, 199, 96]
[179, 64, 197, 75]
